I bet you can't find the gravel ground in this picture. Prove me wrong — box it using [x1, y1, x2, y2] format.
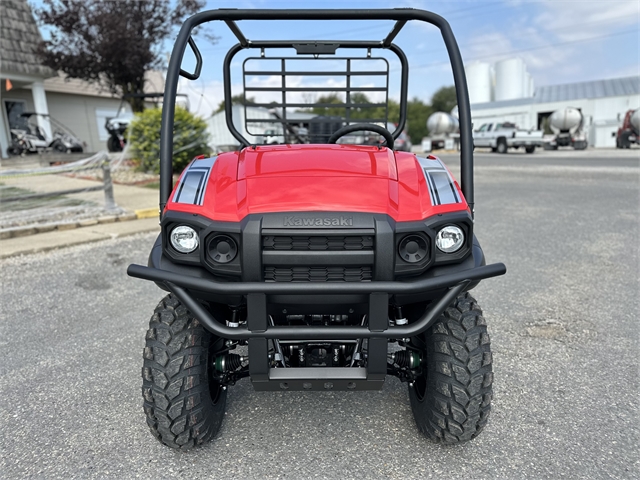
[65, 160, 159, 186]
[0, 160, 145, 229]
[0, 152, 638, 479]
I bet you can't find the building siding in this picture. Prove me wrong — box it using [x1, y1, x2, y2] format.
[46, 93, 123, 152]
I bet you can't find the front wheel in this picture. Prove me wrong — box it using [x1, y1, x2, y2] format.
[51, 140, 68, 153]
[142, 294, 227, 449]
[408, 292, 493, 444]
[525, 146, 535, 154]
[7, 143, 25, 156]
[496, 139, 508, 154]
[107, 135, 123, 152]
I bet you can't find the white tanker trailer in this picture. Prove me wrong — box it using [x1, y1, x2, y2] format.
[615, 108, 640, 148]
[545, 107, 588, 150]
[425, 112, 459, 150]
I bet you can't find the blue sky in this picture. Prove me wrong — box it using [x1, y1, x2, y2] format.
[33, 0, 640, 117]
[173, 0, 639, 117]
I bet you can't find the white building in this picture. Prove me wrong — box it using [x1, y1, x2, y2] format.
[469, 75, 640, 148]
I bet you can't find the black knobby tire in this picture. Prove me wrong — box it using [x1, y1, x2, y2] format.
[7, 144, 24, 156]
[408, 292, 493, 444]
[620, 132, 631, 149]
[51, 140, 68, 153]
[142, 294, 227, 449]
[525, 145, 535, 154]
[496, 139, 507, 154]
[107, 136, 122, 152]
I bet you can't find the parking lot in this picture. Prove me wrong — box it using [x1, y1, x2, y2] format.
[0, 149, 638, 479]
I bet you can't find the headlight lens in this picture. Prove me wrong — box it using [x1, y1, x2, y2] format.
[170, 225, 199, 253]
[436, 225, 464, 253]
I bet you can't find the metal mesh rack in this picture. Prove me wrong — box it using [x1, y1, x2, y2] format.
[242, 54, 392, 143]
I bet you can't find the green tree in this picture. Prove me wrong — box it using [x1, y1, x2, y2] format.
[307, 94, 344, 117]
[430, 86, 457, 114]
[129, 106, 210, 173]
[406, 97, 433, 142]
[36, 0, 206, 112]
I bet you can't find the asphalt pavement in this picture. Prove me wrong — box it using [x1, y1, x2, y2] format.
[0, 151, 638, 479]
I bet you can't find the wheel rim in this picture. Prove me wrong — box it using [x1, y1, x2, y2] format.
[413, 374, 427, 402]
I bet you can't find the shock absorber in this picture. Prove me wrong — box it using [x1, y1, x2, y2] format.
[389, 350, 421, 369]
[214, 354, 247, 372]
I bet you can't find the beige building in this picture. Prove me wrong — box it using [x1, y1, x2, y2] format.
[0, 0, 164, 158]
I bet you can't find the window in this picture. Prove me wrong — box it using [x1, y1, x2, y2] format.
[4, 100, 28, 130]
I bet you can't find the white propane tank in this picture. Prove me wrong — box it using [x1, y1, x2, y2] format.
[427, 112, 459, 135]
[466, 62, 492, 104]
[630, 109, 640, 130]
[450, 105, 459, 119]
[495, 58, 525, 101]
[549, 107, 583, 134]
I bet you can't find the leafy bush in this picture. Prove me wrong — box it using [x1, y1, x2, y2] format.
[129, 106, 210, 174]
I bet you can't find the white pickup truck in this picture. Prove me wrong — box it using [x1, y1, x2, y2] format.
[473, 122, 544, 153]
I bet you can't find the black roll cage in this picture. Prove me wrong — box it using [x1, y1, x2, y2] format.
[160, 8, 474, 216]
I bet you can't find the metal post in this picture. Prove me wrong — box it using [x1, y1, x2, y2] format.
[102, 161, 117, 211]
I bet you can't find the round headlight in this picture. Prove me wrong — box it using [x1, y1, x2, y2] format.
[170, 225, 199, 253]
[436, 225, 464, 253]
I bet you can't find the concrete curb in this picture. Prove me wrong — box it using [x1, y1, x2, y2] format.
[0, 217, 160, 259]
[0, 211, 139, 240]
[135, 208, 159, 219]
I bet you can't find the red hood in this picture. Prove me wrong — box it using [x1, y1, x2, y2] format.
[237, 144, 397, 179]
[166, 145, 468, 222]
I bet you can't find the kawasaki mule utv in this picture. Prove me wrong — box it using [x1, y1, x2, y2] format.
[128, 8, 506, 450]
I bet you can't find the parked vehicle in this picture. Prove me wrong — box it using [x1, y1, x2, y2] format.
[105, 115, 130, 152]
[426, 111, 459, 149]
[473, 122, 543, 153]
[393, 130, 412, 151]
[545, 107, 588, 150]
[127, 8, 506, 450]
[615, 108, 639, 148]
[7, 112, 84, 156]
[260, 129, 284, 145]
[105, 103, 133, 153]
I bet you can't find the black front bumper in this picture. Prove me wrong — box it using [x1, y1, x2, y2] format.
[127, 260, 505, 340]
[128, 259, 504, 391]
[128, 211, 506, 391]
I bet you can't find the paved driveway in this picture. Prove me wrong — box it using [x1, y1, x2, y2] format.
[0, 152, 638, 479]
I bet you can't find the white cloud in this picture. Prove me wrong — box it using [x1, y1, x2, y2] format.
[534, 1, 639, 41]
[461, 0, 639, 85]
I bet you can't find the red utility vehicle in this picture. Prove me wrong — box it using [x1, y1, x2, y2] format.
[128, 8, 506, 450]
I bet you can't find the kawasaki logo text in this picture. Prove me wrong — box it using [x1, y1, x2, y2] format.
[283, 216, 353, 227]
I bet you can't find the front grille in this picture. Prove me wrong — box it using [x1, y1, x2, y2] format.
[263, 235, 373, 251]
[264, 266, 373, 282]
